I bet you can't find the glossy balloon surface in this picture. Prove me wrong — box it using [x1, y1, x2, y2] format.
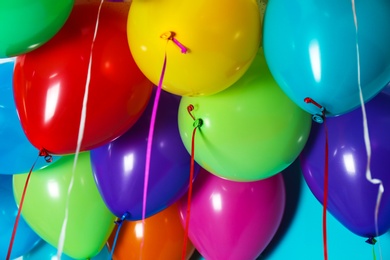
[0, 0, 74, 58]
[300, 93, 390, 237]
[13, 152, 115, 259]
[13, 1, 153, 155]
[264, 0, 390, 116]
[127, 0, 261, 96]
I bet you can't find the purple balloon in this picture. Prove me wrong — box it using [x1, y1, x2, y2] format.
[300, 93, 390, 238]
[90, 89, 198, 220]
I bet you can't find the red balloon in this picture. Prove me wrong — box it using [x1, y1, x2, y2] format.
[13, 1, 153, 155]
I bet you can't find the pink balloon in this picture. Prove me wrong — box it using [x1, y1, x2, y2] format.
[179, 169, 285, 260]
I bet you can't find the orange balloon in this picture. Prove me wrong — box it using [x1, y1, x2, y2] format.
[108, 203, 195, 260]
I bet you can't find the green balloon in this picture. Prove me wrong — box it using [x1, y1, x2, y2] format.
[178, 48, 312, 181]
[0, 0, 74, 58]
[13, 152, 115, 259]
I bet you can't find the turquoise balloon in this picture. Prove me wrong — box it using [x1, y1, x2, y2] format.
[0, 58, 60, 174]
[263, 0, 390, 117]
[0, 174, 41, 259]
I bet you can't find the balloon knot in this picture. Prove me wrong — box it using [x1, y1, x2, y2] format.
[160, 31, 188, 54]
[365, 237, 377, 245]
[115, 212, 130, 225]
[304, 97, 326, 124]
[187, 104, 203, 129]
[39, 148, 53, 163]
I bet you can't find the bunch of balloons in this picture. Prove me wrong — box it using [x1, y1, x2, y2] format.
[1, 0, 390, 259]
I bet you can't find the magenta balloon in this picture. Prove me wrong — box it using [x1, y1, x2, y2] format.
[300, 92, 390, 237]
[179, 169, 285, 260]
[90, 89, 199, 220]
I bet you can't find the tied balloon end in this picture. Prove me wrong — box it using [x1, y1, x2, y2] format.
[114, 212, 130, 225]
[160, 31, 188, 54]
[304, 97, 326, 124]
[366, 237, 377, 245]
[187, 104, 203, 129]
[39, 148, 53, 163]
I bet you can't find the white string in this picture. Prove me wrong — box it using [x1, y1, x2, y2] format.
[351, 1, 384, 259]
[56, 1, 104, 259]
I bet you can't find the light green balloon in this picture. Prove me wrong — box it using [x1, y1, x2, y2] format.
[178, 48, 312, 181]
[0, 0, 74, 58]
[13, 152, 115, 259]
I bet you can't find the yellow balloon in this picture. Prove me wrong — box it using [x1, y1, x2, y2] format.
[127, 0, 261, 96]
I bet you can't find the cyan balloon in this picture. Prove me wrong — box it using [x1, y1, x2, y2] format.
[0, 174, 41, 259]
[0, 58, 60, 174]
[263, 0, 390, 117]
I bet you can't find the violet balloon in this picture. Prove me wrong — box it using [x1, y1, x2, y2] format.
[300, 93, 390, 237]
[179, 169, 285, 260]
[90, 89, 198, 220]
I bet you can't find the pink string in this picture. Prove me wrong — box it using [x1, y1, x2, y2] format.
[141, 54, 167, 249]
[141, 32, 187, 252]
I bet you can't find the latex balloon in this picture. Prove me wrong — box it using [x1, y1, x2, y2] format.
[383, 81, 390, 95]
[179, 168, 285, 260]
[127, 0, 261, 96]
[13, 1, 153, 155]
[22, 241, 110, 260]
[263, 0, 390, 117]
[107, 203, 195, 260]
[300, 93, 390, 237]
[0, 0, 73, 58]
[13, 152, 116, 259]
[91, 89, 199, 220]
[0, 58, 60, 174]
[0, 175, 41, 259]
[178, 48, 311, 181]
[261, 161, 390, 260]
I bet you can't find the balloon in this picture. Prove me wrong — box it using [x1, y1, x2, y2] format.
[383, 81, 390, 95]
[261, 161, 390, 260]
[0, 175, 41, 259]
[107, 203, 195, 260]
[300, 92, 390, 237]
[178, 48, 311, 181]
[179, 168, 285, 260]
[13, 152, 116, 259]
[0, 0, 73, 58]
[0, 58, 60, 174]
[263, 0, 390, 117]
[21, 241, 110, 260]
[127, 0, 261, 96]
[13, 1, 153, 155]
[91, 89, 199, 220]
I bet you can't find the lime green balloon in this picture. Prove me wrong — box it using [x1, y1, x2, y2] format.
[0, 0, 74, 58]
[13, 152, 115, 259]
[178, 48, 312, 181]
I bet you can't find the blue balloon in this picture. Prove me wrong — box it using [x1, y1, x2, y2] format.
[0, 174, 41, 259]
[22, 241, 110, 260]
[190, 162, 390, 259]
[263, 0, 390, 117]
[0, 58, 60, 174]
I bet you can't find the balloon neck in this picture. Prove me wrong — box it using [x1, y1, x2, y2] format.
[365, 237, 377, 245]
[304, 97, 326, 124]
[39, 148, 53, 163]
[160, 31, 188, 54]
[115, 212, 130, 225]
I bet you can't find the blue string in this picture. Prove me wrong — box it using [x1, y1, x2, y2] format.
[108, 212, 129, 260]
